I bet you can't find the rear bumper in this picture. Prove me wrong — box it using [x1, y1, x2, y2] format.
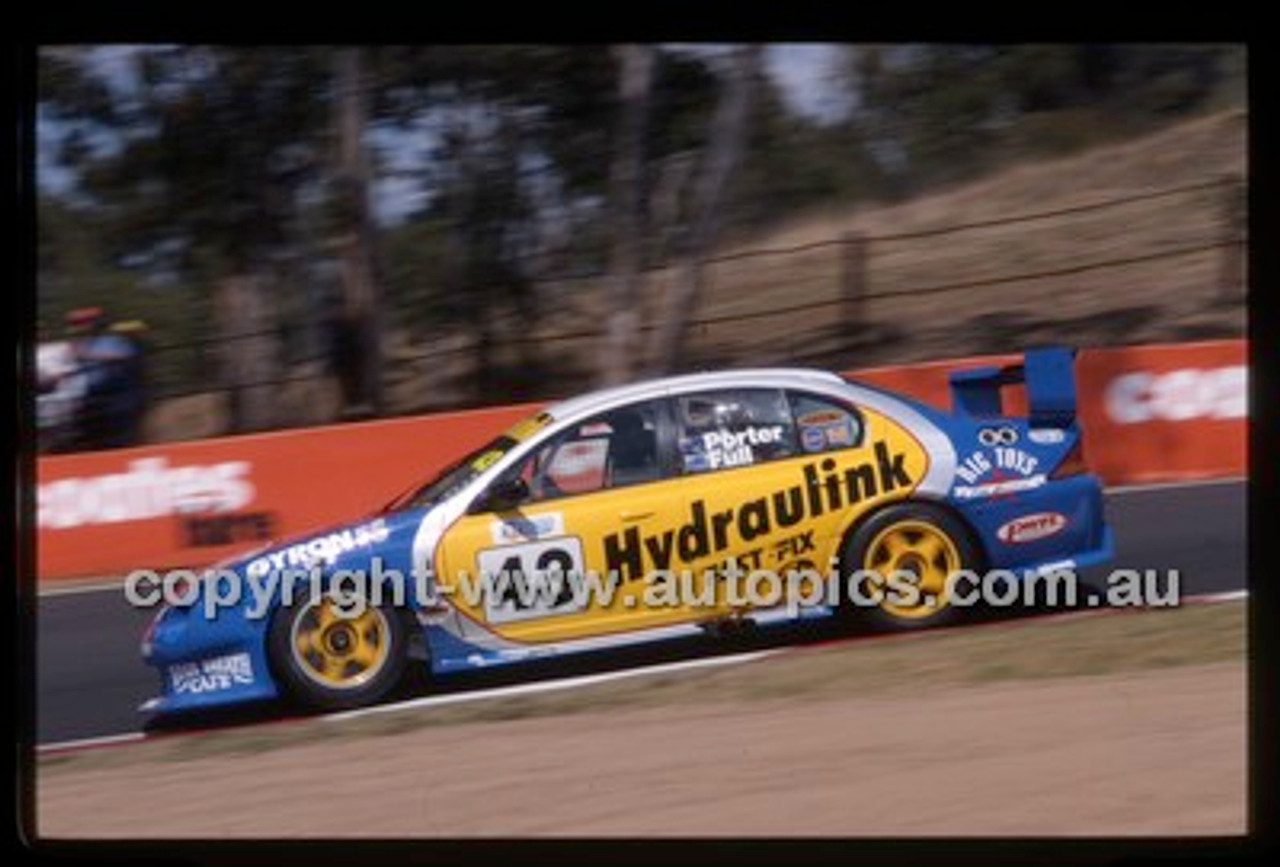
[956, 473, 1112, 574]
[1019, 522, 1115, 576]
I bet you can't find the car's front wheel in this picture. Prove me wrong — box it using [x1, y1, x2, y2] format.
[268, 592, 408, 711]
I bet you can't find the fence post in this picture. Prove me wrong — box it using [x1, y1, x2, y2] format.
[1218, 173, 1246, 304]
[841, 232, 868, 325]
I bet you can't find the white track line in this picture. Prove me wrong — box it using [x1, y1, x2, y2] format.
[36, 731, 146, 755]
[1105, 476, 1246, 495]
[1183, 589, 1248, 604]
[323, 649, 780, 724]
[37, 578, 128, 598]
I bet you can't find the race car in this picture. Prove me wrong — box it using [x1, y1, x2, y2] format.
[140, 346, 1113, 715]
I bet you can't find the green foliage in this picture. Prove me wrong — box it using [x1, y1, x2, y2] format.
[727, 74, 897, 234]
[36, 43, 1245, 413]
[378, 216, 454, 333]
[100, 47, 328, 267]
[846, 44, 1243, 191]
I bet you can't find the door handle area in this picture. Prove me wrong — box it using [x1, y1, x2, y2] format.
[620, 510, 655, 522]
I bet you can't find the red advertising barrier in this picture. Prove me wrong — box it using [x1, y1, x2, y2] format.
[35, 340, 1245, 579]
[36, 403, 538, 579]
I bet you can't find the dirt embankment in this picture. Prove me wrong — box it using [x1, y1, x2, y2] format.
[37, 661, 1245, 838]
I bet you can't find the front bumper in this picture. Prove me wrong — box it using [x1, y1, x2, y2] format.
[139, 601, 280, 715]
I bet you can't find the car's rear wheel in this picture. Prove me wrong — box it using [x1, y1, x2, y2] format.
[268, 592, 408, 710]
[840, 502, 981, 629]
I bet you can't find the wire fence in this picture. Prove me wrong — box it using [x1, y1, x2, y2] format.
[359, 176, 1243, 357]
[47, 171, 1245, 449]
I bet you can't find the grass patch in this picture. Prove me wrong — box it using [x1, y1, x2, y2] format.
[39, 600, 1245, 774]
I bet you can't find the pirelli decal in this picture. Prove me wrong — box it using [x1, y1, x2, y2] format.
[603, 440, 914, 581]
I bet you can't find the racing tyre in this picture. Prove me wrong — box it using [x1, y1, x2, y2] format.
[268, 592, 409, 711]
[839, 502, 981, 630]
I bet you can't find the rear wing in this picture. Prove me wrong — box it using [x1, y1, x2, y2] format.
[948, 346, 1077, 428]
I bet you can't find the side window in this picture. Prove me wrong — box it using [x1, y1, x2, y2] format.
[788, 391, 864, 454]
[676, 388, 796, 474]
[508, 402, 664, 503]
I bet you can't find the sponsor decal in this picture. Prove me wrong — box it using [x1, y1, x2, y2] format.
[182, 511, 278, 547]
[797, 410, 856, 451]
[953, 445, 1045, 501]
[797, 410, 844, 427]
[978, 425, 1018, 446]
[38, 457, 255, 530]
[954, 447, 1040, 485]
[605, 440, 913, 581]
[1027, 428, 1066, 445]
[953, 475, 1047, 500]
[506, 412, 554, 441]
[996, 512, 1067, 544]
[470, 449, 505, 473]
[1105, 366, 1246, 424]
[682, 425, 786, 472]
[800, 426, 828, 453]
[245, 518, 390, 578]
[169, 652, 254, 695]
[679, 439, 713, 473]
[490, 512, 566, 545]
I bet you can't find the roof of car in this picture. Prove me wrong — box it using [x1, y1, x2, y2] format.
[543, 367, 848, 423]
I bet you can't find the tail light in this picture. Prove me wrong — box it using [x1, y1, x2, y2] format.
[1049, 437, 1088, 479]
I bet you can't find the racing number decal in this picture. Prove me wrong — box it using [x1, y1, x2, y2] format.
[475, 537, 587, 625]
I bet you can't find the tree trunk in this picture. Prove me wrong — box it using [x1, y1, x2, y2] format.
[599, 44, 655, 387]
[215, 271, 279, 433]
[333, 47, 383, 417]
[645, 45, 761, 376]
[445, 119, 484, 399]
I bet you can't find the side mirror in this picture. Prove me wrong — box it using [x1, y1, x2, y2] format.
[481, 476, 529, 512]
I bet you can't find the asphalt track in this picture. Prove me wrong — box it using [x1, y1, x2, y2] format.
[35, 479, 1247, 746]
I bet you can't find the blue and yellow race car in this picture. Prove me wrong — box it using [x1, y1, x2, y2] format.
[141, 346, 1113, 715]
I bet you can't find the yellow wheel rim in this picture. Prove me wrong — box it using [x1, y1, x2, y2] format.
[289, 596, 390, 689]
[862, 519, 961, 621]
